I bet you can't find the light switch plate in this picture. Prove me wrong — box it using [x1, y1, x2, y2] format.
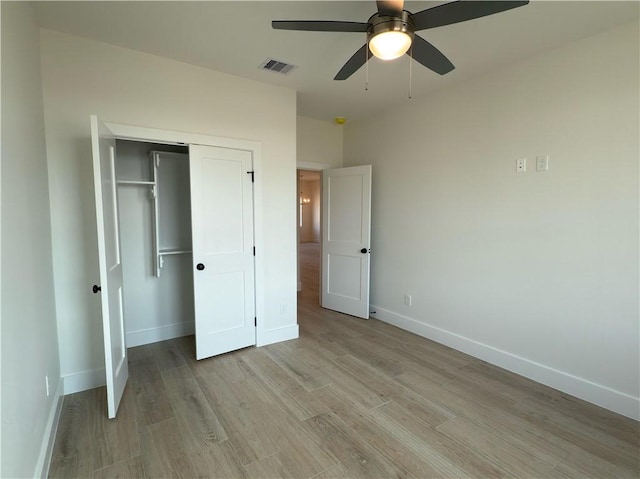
[536, 155, 549, 171]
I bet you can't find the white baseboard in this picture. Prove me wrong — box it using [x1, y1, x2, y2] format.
[257, 324, 299, 347]
[370, 305, 640, 421]
[35, 380, 64, 478]
[126, 321, 194, 348]
[62, 368, 106, 395]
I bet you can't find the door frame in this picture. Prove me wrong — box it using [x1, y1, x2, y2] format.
[106, 121, 266, 344]
[296, 161, 330, 296]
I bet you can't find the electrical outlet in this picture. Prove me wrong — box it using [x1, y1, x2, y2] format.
[45, 375, 50, 397]
[516, 158, 526, 172]
[279, 302, 286, 314]
[404, 294, 412, 307]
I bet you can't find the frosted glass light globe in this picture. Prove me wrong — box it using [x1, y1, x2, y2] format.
[369, 31, 412, 60]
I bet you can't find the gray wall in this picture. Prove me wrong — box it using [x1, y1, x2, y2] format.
[1, 3, 61, 477]
[344, 21, 639, 418]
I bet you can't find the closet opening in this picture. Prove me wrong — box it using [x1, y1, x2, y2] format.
[115, 140, 194, 348]
[92, 116, 267, 417]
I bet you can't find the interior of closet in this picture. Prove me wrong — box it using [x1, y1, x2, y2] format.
[115, 139, 194, 348]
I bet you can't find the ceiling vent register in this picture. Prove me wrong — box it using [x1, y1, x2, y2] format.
[259, 58, 297, 75]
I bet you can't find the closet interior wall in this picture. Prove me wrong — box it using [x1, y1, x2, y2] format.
[115, 140, 194, 348]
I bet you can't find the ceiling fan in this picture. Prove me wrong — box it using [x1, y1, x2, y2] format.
[272, 1, 529, 80]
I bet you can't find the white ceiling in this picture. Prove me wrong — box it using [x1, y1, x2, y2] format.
[34, 1, 639, 122]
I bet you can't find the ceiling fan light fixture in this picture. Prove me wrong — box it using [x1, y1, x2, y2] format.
[366, 11, 414, 61]
[369, 31, 412, 60]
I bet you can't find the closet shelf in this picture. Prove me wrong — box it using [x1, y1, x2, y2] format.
[117, 180, 156, 185]
[159, 249, 192, 256]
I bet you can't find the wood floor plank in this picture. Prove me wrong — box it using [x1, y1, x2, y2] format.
[127, 344, 153, 362]
[370, 401, 508, 478]
[526, 386, 640, 445]
[188, 440, 247, 479]
[263, 341, 335, 391]
[321, 331, 406, 377]
[241, 347, 329, 420]
[462, 359, 637, 453]
[273, 421, 339, 479]
[309, 463, 352, 479]
[314, 385, 453, 478]
[196, 371, 289, 465]
[358, 328, 473, 377]
[440, 374, 522, 412]
[160, 365, 228, 451]
[129, 355, 174, 427]
[243, 453, 296, 479]
[394, 369, 497, 418]
[304, 411, 411, 479]
[93, 456, 144, 479]
[100, 384, 141, 468]
[151, 339, 187, 370]
[285, 331, 350, 358]
[139, 417, 197, 478]
[548, 447, 640, 478]
[514, 396, 639, 470]
[330, 353, 456, 425]
[49, 391, 98, 478]
[265, 338, 396, 410]
[436, 416, 562, 477]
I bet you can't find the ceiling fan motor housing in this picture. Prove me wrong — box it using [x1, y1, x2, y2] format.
[367, 10, 415, 44]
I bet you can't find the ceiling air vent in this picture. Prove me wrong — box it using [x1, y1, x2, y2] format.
[259, 58, 297, 75]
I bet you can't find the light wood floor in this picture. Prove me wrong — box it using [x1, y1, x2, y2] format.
[50, 242, 639, 478]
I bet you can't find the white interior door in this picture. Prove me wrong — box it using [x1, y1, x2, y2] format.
[189, 144, 256, 360]
[321, 165, 372, 319]
[90, 115, 128, 418]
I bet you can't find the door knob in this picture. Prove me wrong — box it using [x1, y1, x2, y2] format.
[196, 263, 205, 271]
[360, 248, 368, 254]
[92, 285, 101, 294]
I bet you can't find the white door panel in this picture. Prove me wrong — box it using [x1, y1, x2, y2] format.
[322, 165, 372, 319]
[90, 115, 128, 418]
[190, 145, 256, 360]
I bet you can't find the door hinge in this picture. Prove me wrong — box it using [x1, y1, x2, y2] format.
[254, 317, 257, 327]
[253, 246, 256, 256]
[246, 171, 255, 183]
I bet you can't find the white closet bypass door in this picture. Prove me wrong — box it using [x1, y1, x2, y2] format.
[189, 144, 256, 360]
[322, 165, 372, 319]
[90, 115, 128, 418]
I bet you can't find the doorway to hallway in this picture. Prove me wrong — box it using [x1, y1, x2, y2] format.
[299, 242, 320, 303]
[298, 169, 321, 301]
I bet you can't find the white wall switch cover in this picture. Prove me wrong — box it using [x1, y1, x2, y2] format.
[536, 155, 549, 171]
[516, 158, 526, 172]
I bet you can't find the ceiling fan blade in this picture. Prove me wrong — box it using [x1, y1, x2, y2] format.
[409, 36, 455, 75]
[272, 20, 369, 32]
[376, 0, 405, 16]
[411, 1, 529, 31]
[334, 44, 373, 80]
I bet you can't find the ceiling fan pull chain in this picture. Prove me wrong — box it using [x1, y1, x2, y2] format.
[365, 45, 369, 91]
[408, 47, 413, 99]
